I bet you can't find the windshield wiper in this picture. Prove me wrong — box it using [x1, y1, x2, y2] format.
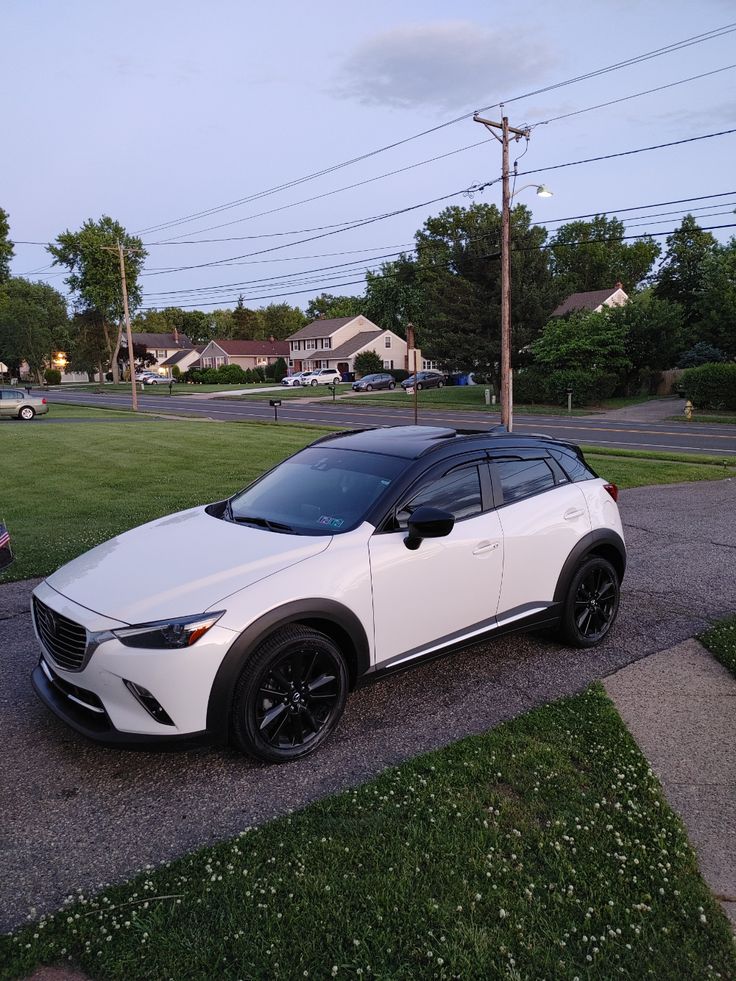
[230, 514, 295, 534]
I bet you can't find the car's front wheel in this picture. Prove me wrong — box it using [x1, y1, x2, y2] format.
[230, 625, 349, 762]
[365, 384, 373, 391]
[437, 380, 444, 388]
[311, 379, 318, 386]
[389, 382, 396, 390]
[559, 555, 620, 648]
[19, 406, 35, 420]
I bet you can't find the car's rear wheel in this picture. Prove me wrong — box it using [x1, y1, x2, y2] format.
[19, 406, 35, 420]
[559, 555, 620, 648]
[437, 380, 444, 388]
[230, 625, 349, 762]
[389, 382, 396, 390]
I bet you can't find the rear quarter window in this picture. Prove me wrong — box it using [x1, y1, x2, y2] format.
[550, 448, 598, 482]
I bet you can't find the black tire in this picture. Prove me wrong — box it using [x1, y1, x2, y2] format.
[389, 382, 396, 390]
[230, 625, 349, 763]
[559, 556, 620, 648]
[437, 380, 444, 388]
[416, 383, 423, 391]
[311, 379, 318, 386]
[365, 384, 373, 391]
[19, 406, 35, 421]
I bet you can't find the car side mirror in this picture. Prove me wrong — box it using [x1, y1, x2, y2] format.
[404, 506, 455, 550]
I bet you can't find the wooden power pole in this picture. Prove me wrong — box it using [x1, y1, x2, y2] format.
[102, 242, 138, 411]
[473, 111, 530, 433]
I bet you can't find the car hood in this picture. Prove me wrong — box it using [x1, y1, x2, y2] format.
[46, 506, 332, 624]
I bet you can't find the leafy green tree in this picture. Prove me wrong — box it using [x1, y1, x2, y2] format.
[606, 291, 685, 392]
[231, 295, 264, 339]
[134, 307, 214, 345]
[364, 256, 424, 335]
[209, 308, 234, 338]
[0, 278, 68, 381]
[48, 216, 147, 382]
[653, 215, 718, 331]
[549, 215, 660, 296]
[353, 350, 384, 376]
[0, 207, 14, 284]
[694, 239, 736, 359]
[415, 202, 552, 384]
[532, 309, 631, 376]
[305, 293, 364, 321]
[678, 341, 727, 368]
[260, 303, 306, 339]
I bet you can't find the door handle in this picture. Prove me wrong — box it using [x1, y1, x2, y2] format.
[473, 540, 500, 555]
[564, 507, 585, 520]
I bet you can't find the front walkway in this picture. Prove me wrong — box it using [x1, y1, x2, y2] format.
[605, 640, 736, 928]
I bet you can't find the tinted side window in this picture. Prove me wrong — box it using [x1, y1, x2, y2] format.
[396, 466, 482, 529]
[550, 448, 597, 482]
[496, 459, 556, 505]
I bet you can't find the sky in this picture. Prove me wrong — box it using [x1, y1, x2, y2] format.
[2, 0, 735, 314]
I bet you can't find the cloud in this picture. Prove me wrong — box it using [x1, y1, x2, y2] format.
[333, 22, 556, 112]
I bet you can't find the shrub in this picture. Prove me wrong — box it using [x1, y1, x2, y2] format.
[678, 342, 727, 368]
[44, 368, 62, 386]
[512, 368, 546, 404]
[387, 368, 410, 383]
[513, 367, 618, 406]
[171, 365, 181, 380]
[272, 357, 288, 382]
[252, 366, 266, 383]
[215, 363, 247, 384]
[354, 350, 384, 376]
[680, 362, 736, 411]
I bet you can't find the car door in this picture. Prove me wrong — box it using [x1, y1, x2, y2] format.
[368, 457, 504, 669]
[489, 452, 592, 619]
[0, 391, 21, 417]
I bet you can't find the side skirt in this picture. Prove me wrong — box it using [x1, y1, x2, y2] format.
[358, 603, 561, 688]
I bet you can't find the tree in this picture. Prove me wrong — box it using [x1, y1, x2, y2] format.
[305, 293, 364, 321]
[694, 239, 736, 360]
[653, 215, 718, 331]
[0, 207, 14, 284]
[605, 291, 685, 392]
[134, 307, 215, 345]
[0, 278, 68, 381]
[532, 309, 631, 377]
[364, 255, 424, 335]
[678, 341, 727, 368]
[231, 295, 264, 339]
[353, 350, 384, 376]
[48, 216, 147, 382]
[260, 303, 306, 339]
[549, 215, 660, 297]
[209, 308, 234, 338]
[414, 202, 552, 384]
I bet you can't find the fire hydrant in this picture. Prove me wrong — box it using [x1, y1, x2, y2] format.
[684, 400, 693, 420]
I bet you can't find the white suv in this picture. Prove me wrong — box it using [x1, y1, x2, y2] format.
[31, 427, 625, 763]
[305, 368, 341, 386]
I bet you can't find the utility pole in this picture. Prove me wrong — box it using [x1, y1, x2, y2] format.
[473, 111, 530, 432]
[102, 242, 139, 411]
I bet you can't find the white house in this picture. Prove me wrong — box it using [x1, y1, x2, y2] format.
[286, 315, 413, 376]
[122, 331, 194, 374]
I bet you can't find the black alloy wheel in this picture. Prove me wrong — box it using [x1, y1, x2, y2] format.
[231, 625, 349, 762]
[560, 555, 620, 648]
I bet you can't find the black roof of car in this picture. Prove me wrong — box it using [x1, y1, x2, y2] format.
[312, 425, 582, 460]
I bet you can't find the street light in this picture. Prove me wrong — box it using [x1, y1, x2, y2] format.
[473, 113, 553, 431]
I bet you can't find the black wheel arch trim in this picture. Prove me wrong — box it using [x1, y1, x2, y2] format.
[553, 529, 626, 604]
[206, 599, 370, 743]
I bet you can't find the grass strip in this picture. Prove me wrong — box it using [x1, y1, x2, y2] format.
[700, 615, 736, 679]
[2, 685, 733, 980]
[667, 414, 736, 426]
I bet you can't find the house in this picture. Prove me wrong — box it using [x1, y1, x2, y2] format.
[158, 345, 205, 378]
[285, 315, 415, 376]
[197, 338, 290, 372]
[551, 283, 629, 317]
[123, 331, 194, 373]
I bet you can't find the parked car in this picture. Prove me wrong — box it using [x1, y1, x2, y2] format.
[281, 371, 311, 387]
[401, 371, 445, 391]
[143, 374, 172, 385]
[0, 389, 49, 420]
[351, 373, 396, 392]
[31, 425, 625, 763]
[305, 368, 342, 386]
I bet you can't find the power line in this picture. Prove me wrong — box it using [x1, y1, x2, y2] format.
[138, 222, 736, 310]
[135, 22, 736, 236]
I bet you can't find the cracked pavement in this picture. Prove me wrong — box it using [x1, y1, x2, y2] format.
[1, 478, 735, 932]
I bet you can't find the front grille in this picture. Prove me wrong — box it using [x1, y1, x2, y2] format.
[33, 596, 88, 671]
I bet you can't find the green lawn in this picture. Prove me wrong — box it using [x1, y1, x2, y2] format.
[343, 389, 664, 414]
[53, 382, 276, 395]
[700, 615, 736, 679]
[2, 685, 733, 980]
[6, 403, 135, 420]
[667, 412, 736, 426]
[221, 384, 353, 400]
[2, 420, 735, 584]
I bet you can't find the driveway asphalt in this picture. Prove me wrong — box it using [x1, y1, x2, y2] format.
[1, 478, 735, 932]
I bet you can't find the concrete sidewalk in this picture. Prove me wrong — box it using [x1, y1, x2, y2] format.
[604, 640, 736, 928]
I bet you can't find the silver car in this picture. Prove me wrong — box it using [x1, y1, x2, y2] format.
[0, 388, 49, 420]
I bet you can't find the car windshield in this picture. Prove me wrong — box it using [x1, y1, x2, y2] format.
[228, 446, 405, 535]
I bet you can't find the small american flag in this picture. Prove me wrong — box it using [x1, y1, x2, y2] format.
[0, 523, 10, 550]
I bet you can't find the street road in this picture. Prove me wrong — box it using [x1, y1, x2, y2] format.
[2, 478, 735, 931]
[38, 387, 736, 456]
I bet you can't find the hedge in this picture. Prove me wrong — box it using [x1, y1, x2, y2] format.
[513, 367, 618, 406]
[680, 362, 736, 411]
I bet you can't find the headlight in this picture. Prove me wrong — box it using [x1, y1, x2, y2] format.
[112, 611, 225, 649]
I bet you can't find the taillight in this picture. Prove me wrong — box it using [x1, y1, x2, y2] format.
[41, 398, 47, 404]
[604, 482, 618, 502]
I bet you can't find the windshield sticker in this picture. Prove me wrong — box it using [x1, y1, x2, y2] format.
[319, 515, 345, 528]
